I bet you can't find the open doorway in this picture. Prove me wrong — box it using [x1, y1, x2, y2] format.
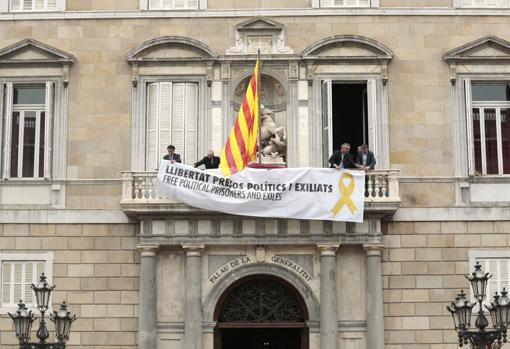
[321, 81, 370, 166]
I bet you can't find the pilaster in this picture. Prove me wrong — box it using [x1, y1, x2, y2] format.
[137, 245, 159, 349]
[364, 244, 385, 349]
[317, 244, 339, 349]
[183, 244, 205, 349]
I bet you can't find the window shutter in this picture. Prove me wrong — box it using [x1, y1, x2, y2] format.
[188, 0, 198, 8]
[47, 0, 57, 10]
[44, 82, 54, 179]
[149, 0, 161, 9]
[10, 0, 21, 11]
[2, 83, 13, 179]
[171, 83, 186, 163]
[321, 80, 332, 167]
[146, 83, 159, 170]
[464, 79, 474, 175]
[2, 262, 11, 304]
[184, 83, 198, 165]
[367, 79, 378, 158]
[35, 0, 44, 10]
[163, 0, 173, 8]
[23, 0, 33, 10]
[158, 82, 172, 165]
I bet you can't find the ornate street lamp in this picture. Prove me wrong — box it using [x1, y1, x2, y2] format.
[8, 273, 77, 349]
[447, 262, 508, 349]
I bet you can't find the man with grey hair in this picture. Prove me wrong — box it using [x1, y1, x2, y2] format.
[194, 149, 220, 169]
[328, 143, 357, 169]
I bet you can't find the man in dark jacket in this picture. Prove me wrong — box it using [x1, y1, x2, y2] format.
[194, 150, 220, 169]
[329, 143, 357, 169]
[163, 145, 182, 163]
[356, 144, 376, 170]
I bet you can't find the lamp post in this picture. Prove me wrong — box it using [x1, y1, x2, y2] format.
[8, 273, 77, 349]
[447, 262, 509, 349]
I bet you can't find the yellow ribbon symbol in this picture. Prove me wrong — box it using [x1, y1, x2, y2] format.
[331, 172, 357, 217]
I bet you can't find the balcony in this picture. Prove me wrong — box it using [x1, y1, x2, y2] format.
[120, 169, 401, 217]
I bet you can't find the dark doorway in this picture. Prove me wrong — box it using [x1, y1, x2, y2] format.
[214, 276, 309, 349]
[221, 328, 301, 349]
[331, 83, 368, 156]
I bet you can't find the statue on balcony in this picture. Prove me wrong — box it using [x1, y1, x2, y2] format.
[259, 105, 286, 165]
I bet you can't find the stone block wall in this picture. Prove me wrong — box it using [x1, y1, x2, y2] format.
[382, 221, 510, 349]
[0, 223, 139, 349]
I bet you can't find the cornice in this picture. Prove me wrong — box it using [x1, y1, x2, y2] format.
[1, 8, 510, 21]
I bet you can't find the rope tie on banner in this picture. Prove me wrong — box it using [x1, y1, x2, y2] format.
[330, 172, 357, 217]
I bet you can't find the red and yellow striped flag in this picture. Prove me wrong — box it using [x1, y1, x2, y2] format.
[220, 59, 259, 176]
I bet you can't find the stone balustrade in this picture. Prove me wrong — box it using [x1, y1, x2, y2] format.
[120, 169, 400, 216]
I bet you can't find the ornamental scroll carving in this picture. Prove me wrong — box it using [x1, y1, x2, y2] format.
[218, 279, 305, 323]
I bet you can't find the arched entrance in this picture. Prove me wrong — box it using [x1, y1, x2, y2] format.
[213, 275, 309, 349]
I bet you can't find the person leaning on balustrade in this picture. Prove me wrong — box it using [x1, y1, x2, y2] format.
[355, 144, 376, 170]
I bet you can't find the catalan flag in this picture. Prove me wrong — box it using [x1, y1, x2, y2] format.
[220, 58, 259, 176]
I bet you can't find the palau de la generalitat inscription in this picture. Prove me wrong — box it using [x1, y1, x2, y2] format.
[208, 255, 313, 284]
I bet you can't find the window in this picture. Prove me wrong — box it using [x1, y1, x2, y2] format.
[469, 82, 510, 175]
[148, 0, 198, 10]
[0, 252, 53, 311]
[469, 251, 510, 306]
[460, 0, 510, 7]
[146, 82, 198, 169]
[2, 82, 54, 179]
[9, 0, 57, 11]
[320, 0, 371, 7]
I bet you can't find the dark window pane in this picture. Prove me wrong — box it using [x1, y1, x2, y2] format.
[473, 108, 482, 174]
[472, 83, 510, 102]
[502, 108, 510, 175]
[10, 112, 20, 177]
[13, 86, 45, 105]
[39, 112, 45, 178]
[22, 111, 36, 178]
[484, 109, 498, 175]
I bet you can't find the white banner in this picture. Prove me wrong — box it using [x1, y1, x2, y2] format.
[156, 161, 366, 222]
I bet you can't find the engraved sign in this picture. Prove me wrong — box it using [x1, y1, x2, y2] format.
[209, 256, 253, 284]
[270, 255, 313, 282]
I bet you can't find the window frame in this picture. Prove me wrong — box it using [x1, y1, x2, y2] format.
[456, 0, 510, 8]
[469, 250, 510, 307]
[1, 79, 62, 181]
[145, 80, 200, 168]
[316, 0, 377, 8]
[140, 0, 206, 10]
[7, 0, 65, 12]
[463, 78, 510, 176]
[135, 75, 208, 171]
[0, 252, 53, 314]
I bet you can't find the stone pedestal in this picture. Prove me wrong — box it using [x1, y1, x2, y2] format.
[183, 245, 204, 349]
[138, 245, 158, 349]
[317, 244, 339, 349]
[364, 244, 385, 349]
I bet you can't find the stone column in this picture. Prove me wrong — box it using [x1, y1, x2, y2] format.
[364, 244, 385, 349]
[183, 245, 204, 349]
[138, 245, 158, 349]
[317, 244, 339, 349]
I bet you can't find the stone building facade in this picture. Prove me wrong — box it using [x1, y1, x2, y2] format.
[0, 1, 509, 349]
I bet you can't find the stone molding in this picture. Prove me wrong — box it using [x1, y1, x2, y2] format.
[363, 244, 384, 256]
[202, 262, 320, 323]
[137, 244, 159, 256]
[3, 8, 510, 21]
[0, 38, 75, 66]
[316, 243, 339, 256]
[182, 244, 205, 256]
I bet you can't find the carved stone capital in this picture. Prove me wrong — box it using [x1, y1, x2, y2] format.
[183, 244, 205, 257]
[137, 244, 159, 257]
[363, 244, 384, 257]
[317, 244, 339, 256]
[221, 62, 231, 81]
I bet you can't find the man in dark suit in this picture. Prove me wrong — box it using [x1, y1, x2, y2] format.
[329, 143, 357, 169]
[356, 144, 376, 170]
[194, 149, 220, 169]
[163, 145, 182, 163]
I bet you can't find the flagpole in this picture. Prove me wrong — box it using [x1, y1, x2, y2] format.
[257, 49, 262, 164]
